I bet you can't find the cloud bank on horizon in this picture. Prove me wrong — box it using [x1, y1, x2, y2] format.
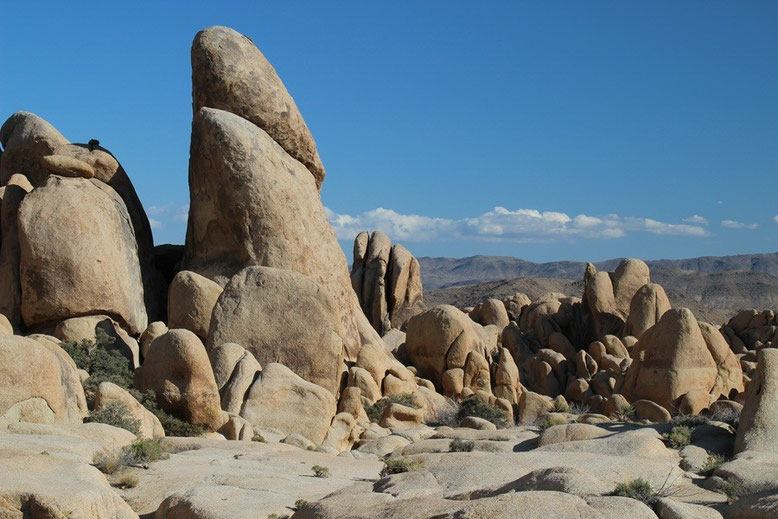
[325, 206, 711, 243]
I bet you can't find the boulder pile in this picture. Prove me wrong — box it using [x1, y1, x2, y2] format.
[0, 24, 775, 519]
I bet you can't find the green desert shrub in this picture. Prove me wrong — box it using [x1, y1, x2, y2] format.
[123, 438, 166, 465]
[664, 425, 692, 448]
[456, 397, 508, 428]
[86, 402, 141, 435]
[61, 330, 133, 396]
[701, 453, 728, 476]
[612, 478, 657, 506]
[552, 396, 570, 413]
[612, 403, 636, 422]
[129, 389, 204, 437]
[365, 393, 417, 423]
[535, 413, 569, 430]
[294, 498, 308, 510]
[380, 457, 425, 476]
[449, 438, 475, 452]
[311, 465, 331, 478]
[114, 471, 139, 489]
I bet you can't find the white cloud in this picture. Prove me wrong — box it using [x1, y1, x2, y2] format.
[721, 219, 758, 230]
[683, 214, 709, 225]
[149, 218, 161, 229]
[773, 215, 778, 224]
[326, 206, 710, 243]
[146, 203, 189, 227]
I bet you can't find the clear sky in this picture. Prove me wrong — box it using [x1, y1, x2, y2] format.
[2, 2, 777, 262]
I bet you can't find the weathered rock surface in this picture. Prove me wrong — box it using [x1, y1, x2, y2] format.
[623, 308, 742, 411]
[735, 348, 778, 454]
[183, 107, 377, 360]
[168, 270, 222, 340]
[191, 25, 325, 187]
[17, 176, 147, 334]
[241, 363, 336, 444]
[351, 231, 424, 333]
[0, 111, 68, 187]
[625, 282, 671, 338]
[208, 266, 343, 394]
[136, 329, 223, 430]
[0, 335, 87, 425]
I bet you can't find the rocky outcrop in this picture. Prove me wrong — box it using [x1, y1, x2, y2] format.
[54, 315, 140, 368]
[623, 308, 743, 412]
[405, 305, 485, 393]
[183, 106, 377, 360]
[0, 335, 87, 425]
[0, 112, 163, 327]
[208, 266, 344, 395]
[17, 176, 147, 334]
[351, 231, 424, 333]
[93, 381, 164, 439]
[624, 282, 671, 339]
[583, 259, 650, 339]
[735, 348, 778, 454]
[191, 25, 325, 188]
[0, 174, 32, 327]
[167, 270, 222, 340]
[241, 363, 336, 444]
[136, 329, 223, 431]
[469, 298, 510, 329]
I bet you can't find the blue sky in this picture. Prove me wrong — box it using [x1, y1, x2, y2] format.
[2, 2, 777, 262]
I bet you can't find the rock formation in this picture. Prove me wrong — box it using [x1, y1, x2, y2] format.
[351, 230, 424, 333]
[735, 348, 778, 454]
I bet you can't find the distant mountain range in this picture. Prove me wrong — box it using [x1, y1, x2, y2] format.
[419, 252, 778, 325]
[418, 252, 778, 289]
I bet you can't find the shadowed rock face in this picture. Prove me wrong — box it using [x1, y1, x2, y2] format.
[735, 348, 778, 454]
[191, 25, 325, 189]
[183, 107, 379, 360]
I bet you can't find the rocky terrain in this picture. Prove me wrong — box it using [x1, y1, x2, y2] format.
[0, 25, 777, 519]
[424, 258, 778, 325]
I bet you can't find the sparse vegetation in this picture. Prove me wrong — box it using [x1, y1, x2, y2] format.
[449, 438, 475, 452]
[93, 438, 167, 474]
[311, 465, 331, 478]
[535, 413, 568, 430]
[671, 414, 709, 428]
[664, 425, 692, 448]
[612, 478, 657, 506]
[129, 389, 205, 437]
[380, 456, 425, 476]
[252, 432, 266, 442]
[612, 403, 636, 422]
[568, 402, 590, 415]
[456, 397, 508, 428]
[366, 393, 417, 423]
[61, 330, 132, 398]
[293, 499, 308, 510]
[718, 480, 747, 504]
[86, 402, 141, 435]
[114, 471, 139, 489]
[701, 453, 728, 476]
[708, 407, 739, 429]
[552, 396, 570, 413]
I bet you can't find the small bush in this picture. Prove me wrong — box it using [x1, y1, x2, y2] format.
[123, 438, 167, 465]
[552, 396, 570, 413]
[568, 402, 590, 415]
[130, 389, 205, 437]
[114, 471, 138, 489]
[86, 403, 141, 435]
[535, 413, 568, 430]
[380, 457, 425, 476]
[252, 432, 266, 442]
[312, 465, 331, 478]
[294, 498, 308, 510]
[93, 450, 123, 474]
[366, 394, 417, 423]
[664, 425, 692, 448]
[456, 398, 508, 428]
[449, 438, 475, 452]
[612, 404, 636, 422]
[671, 414, 709, 427]
[61, 332, 133, 398]
[612, 478, 657, 506]
[701, 453, 728, 476]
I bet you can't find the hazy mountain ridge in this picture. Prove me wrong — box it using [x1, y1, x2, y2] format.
[419, 252, 778, 289]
